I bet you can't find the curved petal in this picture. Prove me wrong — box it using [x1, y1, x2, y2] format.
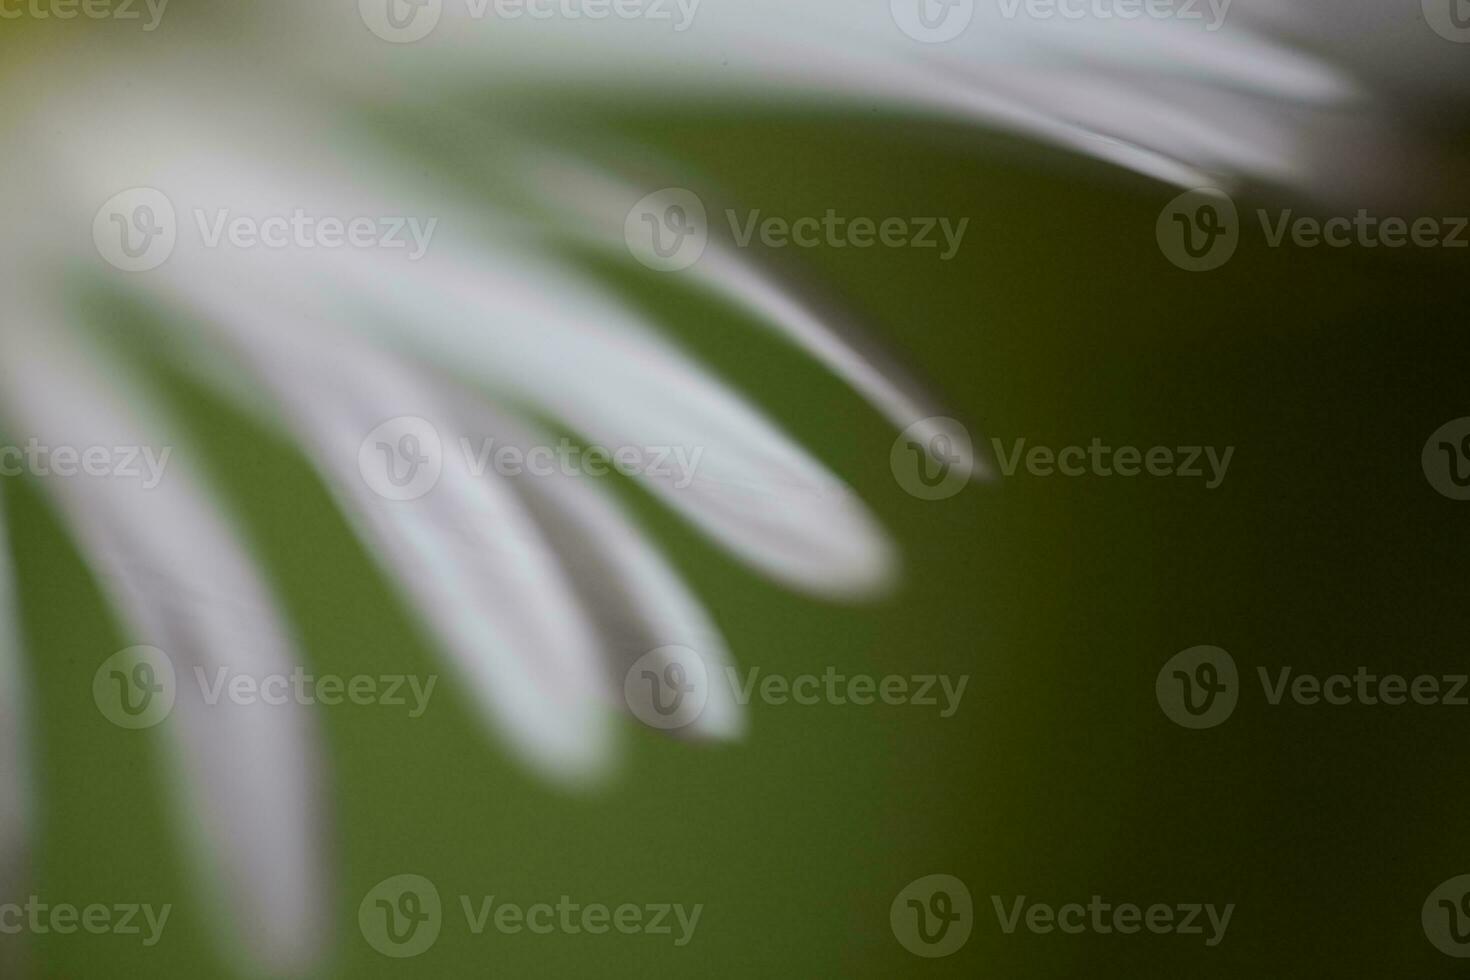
[144, 281, 617, 784]
[329, 244, 900, 597]
[456, 401, 745, 742]
[0, 316, 329, 976]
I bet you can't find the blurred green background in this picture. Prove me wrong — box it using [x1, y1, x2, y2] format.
[5, 103, 1470, 978]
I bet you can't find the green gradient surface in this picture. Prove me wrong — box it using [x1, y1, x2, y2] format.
[4, 105, 1469, 978]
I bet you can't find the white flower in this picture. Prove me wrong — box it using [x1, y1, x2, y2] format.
[0, 1, 1452, 973]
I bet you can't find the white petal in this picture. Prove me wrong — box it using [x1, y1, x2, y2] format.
[331, 243, 900, 597]
[146, 282, 617, 784]
[458, 402, 745, 742]
[285, 0, 1383, 194]
[496, 149, 988, 481]
[0, 316, 328, 976]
